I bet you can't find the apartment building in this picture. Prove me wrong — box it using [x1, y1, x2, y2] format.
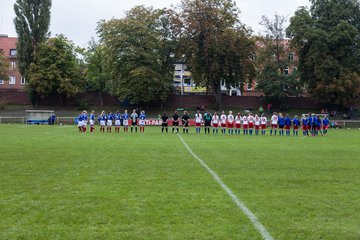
[0, 35, 25, 90]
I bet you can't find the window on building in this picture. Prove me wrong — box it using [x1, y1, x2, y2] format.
[288, 52, 294, 62]
[21, 77, 26, 84]
[9, 62, 16, 70]
[10, 49, 17, 56]
[247, 83, 253, 91]
[284, 67, 289, 75]
[9, 76, 16, 84]
[184, 78, 191, 86]
[0, 79, 4, 84]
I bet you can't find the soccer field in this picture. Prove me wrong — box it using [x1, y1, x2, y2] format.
[0, 125, 359, 239]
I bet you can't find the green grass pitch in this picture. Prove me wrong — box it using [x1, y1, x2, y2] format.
[0, 125, 359, 239]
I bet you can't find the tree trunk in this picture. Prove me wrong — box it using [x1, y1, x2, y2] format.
[99, 91, 103, 107]
[212, 81, 223, 109]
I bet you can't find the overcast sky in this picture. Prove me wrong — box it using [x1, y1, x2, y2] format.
[0, 0, 310, 47]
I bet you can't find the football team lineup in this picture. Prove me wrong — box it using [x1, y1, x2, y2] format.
[77, 109, 330, 136]
[1, 125, 359, 239]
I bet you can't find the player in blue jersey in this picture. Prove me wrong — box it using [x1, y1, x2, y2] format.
[89, 110, 95, 133]
[99, 110, 106, 133]
[139, 111, 146, 132]
[293, 115, 300, 136]
[107, 111, 113, 133]
[316, 116, 322, 136]
[278, 113, 285, 136]
[322, 115, 330, 135]
[77, 111, 84, 132]
[123, 110, 129, 132]
[307, 114, 313, 136]
[284, 114, 291, 136]
[82, 110, 88, 133]
[114, 110, 122, 133]
[301, 115, 308, 136]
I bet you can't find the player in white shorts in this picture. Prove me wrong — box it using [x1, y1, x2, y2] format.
[107, 111, 113, 133]
[77, 111, 84, 132]
[122, 110, 129, 132]
[82, 110, 88, 132]
[114, 110, 121, 133]
[89, 110, 95, 133]
[99, 110, 106, 133]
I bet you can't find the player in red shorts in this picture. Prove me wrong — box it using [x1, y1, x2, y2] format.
[293, 115, 300, 136]
[322, 115, 329, 135]
[235, 113, 242, 135]
[242, 114, 249, 135]
[301, 115, 308, 136]
[212, 111, 219, 134]
[248, 113, 255, 135]
[220, 111, 227, 134]
[254, 114, 261, 135]
[270, 112, 278, 136]
[227, 111, 235, 134]
[260, 113, 267, 135]
[195, 110, 202, 134]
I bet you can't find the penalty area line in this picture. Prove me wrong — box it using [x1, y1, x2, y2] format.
[177, 134, 274, 240]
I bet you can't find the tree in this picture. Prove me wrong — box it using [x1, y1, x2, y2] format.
[287, 1, 360, 107]
[179, 0, 255, 108]
[0, 50, 8, 80]
[14, 0, 52, 105]
[85, 39, 112, 107]
[256, 14, 301, 106]
[27, 35, 84, 105]
[97, 6, 174, 107]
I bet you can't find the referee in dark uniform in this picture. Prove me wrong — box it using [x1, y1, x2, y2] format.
[203, 110, 212, 134]
[182, 111, 190, 134]
[161, 112, 169, 133]
[172, 111, 180, 133]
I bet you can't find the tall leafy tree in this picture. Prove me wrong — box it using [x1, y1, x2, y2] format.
[0, 50, 8, 80]
[97, 6, 174, 107]
[85, 39, 111, 107]
[14, 0, 52, 105]
[27, 35, 84, 105]
[179, 0, 255, 108]
[287, 0, 360, 106]
[256, 14, 301, 106]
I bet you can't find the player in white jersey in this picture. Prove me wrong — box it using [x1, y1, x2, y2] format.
[211, 112, 219, 134]
[248, 113, 255, 135]
[254, 114, 261, 135]
[235, 113, 242, 135]
[270, 112, 278, 136]
[227, 111, 235, 134]
[260, 113, 268, 135]
[195, 110, 202, 134]
[220, 111, 227, 134]
[242, 114, 249, 135]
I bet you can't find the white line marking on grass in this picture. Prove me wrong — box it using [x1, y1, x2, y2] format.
[177, 134, 274, 240]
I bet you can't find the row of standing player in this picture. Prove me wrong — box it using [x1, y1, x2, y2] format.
[77, 109, 146, 133]
[160, 110, 330, 136]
